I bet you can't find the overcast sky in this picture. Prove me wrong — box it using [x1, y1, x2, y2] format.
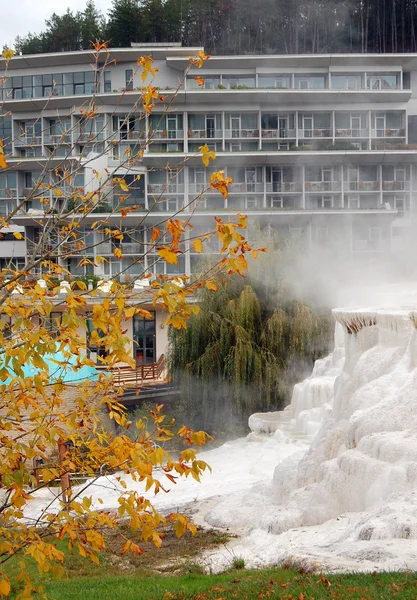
[2, 1, 113, 49]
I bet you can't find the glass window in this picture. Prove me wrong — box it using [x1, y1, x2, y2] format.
[42, 74, 53, 86]
[33, 75, 42, 86]
[125, 69, 133, 90]
[104, 71, 111, 93]
[74, 72, 84, 84]
[63, 73, 74, 84]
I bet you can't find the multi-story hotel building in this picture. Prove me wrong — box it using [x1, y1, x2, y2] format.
[1, 43, 416, 284]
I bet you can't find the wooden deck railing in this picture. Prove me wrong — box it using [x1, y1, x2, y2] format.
[110, 354, 166, 387]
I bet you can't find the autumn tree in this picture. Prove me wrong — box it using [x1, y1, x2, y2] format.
[0, 45, 260, 598]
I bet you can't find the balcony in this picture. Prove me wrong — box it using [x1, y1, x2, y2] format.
[100, 242, 143, 255]
[44, 134, 71, 145]
[14, 135, 42, 147]
[299, 129, 332, 138]
[150, 129, 184, 140]
[188, 129, 223, 139]
[335, 129, 368, 138]
[344, 181, 379, 191]
[115, 130, 146, 141]
[75, 131, 104, 143]
[266, 182, 302, 193]
[225, 129, 259, 138]
[305, 181, 342, 192]
[147, 183, 184, 195]
[229, 182, 264, 193]
[382, 180, 410, 191]
[371, 128, 405, 138]
[261, 129, 296, 139]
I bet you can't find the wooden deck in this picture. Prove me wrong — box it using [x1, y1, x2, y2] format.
[109, 354, 166, 388]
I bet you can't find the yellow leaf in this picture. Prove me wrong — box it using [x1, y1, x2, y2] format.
[199, 144, 216, 168]
[205, 281, 217, 291]
[2, 48, 14, 62]
[194, 76, 205, 87]
[157, 246, 178, 265]
[0, 579, 10, 597]
[192, 238, 203, 253]
[113, 247, 123, 259]
[13, 232, 23, 240]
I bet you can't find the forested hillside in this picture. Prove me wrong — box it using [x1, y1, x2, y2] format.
[11, 0, 417, 56]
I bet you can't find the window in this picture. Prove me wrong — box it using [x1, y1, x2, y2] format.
[0, 314, 11, 339]
[45, 312, 62, 336]
[104, 71, 111, 93]
[125, 69, 134, 90]
[133, 311, 156, 364]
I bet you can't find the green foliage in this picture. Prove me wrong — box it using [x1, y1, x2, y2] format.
[169, 272, 333, 434]
[13, 0, 417, 55]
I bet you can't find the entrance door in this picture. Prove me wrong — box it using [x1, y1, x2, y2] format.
[133, 311, 156, 364]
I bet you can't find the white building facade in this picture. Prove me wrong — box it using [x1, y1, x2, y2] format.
[1, 44, 417, 280]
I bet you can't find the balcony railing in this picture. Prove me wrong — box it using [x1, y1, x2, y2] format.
[382, 180, 410, 191]
[147, 183, 184, 194]
[298, 129, 332, 138]
[225, 129, 259, 138]
[229, 182, 264, 193]
[188, 129, 223, 139]
[266, 182, 302, 193]
[344, 181, 379, 191]
[261, 129, 296, 139]
[115, 130, 146, 141]
[371, 128, 405, 138]
[14, 135, 42, 147]
[335, 128, 368, 138]
[75, 131, 104, 142]
[150, 129, 184, 140]
[44, 134, 71, 145]
[305, 181, 342, 192]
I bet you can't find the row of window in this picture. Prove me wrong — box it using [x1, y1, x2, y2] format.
[186, 73, 404, 91]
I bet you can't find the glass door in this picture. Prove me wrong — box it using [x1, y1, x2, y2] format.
[206, 115, 215, 138]
[168, 115, 177, 139]
[376, 116, 385, 137]
[231, 115, 241, 138]
[133, 311, 156, 364]
[303, 115, 313, 137]
[272, 168, 282, 192]
[351, 116, 361, 137]
[279, 116, 288, 138]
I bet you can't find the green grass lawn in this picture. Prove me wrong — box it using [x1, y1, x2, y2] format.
[41, 569, 417, 600]
[4, 529, 417, 599]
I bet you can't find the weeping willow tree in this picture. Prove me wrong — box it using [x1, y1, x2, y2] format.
[169, 273, 333, 435]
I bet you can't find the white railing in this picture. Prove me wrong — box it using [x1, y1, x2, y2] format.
[371, 128, 405, 138]
[266, 182, 302, 193]
[188, 129, 223, 139]
[44, 134, 71, 145]
[147, 183, 184, 194]
[382, 180, 410, 191]
[225, 129, 259, 138]
[261, 129, 296, 139]
[298, 129, 332, 138]
[305, 181, 342, 192]
[75, 131, 104, 142]
[0, 189, 17, 198]
[229, 182, 264, 193]
[335, 128, 368, 138]
[344, 181, 379, 191]
[150, 129, 184, 140]
[14, 135, 42, 147]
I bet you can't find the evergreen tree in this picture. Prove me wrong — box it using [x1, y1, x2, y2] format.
[106, 0, 141, 47]
[81, 1, 105, 49]
[45, 10, 82, 52]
